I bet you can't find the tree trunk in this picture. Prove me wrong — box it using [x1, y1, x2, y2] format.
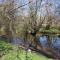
[47, 35, 52, 48]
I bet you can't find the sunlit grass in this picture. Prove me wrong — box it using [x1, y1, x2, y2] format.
[0, 40, 53, 60]
[0, 50, 52, 60]
[40, 27, 60, 34]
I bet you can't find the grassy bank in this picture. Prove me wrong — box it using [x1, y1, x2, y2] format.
[0, 40, 53, 60]
[40, 27, 60, 34]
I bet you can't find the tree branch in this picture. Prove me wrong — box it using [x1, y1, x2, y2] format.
[7, 1, 32, 13]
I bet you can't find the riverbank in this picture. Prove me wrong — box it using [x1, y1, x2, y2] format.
[0, 40, 52, 60]
[39, 28, 60, 34]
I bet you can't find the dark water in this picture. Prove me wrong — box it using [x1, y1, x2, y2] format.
[11, 35, 60, 52]
[39, 35, 60, 52]
[12, 37, 24, 45]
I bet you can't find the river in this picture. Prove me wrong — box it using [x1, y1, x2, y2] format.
[39, 34, 60, 52]
[11, 34, 60, 52]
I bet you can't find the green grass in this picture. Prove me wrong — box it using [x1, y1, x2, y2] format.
[40, 27, 60, 34]
[0, 40, 53, 60]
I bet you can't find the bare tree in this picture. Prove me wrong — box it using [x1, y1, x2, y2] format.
[0, 0, 16, 42]
[22, 0, 44, 48]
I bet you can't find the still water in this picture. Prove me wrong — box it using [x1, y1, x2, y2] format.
[12, 34, 60, 52]
[39, 35, 60, 52]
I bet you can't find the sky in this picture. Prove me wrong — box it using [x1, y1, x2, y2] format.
[16, 0, 60, 16]
[0, 0, 60, 8]
[0, 0, 60, 16]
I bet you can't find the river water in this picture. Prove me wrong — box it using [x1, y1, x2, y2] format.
[11, 34, 60, 52]
[39, 35, 60, 52]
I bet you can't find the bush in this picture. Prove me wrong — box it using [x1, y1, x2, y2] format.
[45, 25, 50, 30]
[0, 40, 14, 57]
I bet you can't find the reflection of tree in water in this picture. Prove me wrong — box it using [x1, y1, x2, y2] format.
[46, 35, 53, 48]
[39, 35, 60, 53]
[39, 35, 52, 48]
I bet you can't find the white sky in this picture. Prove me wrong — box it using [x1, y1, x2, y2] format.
[0, 0, 60, 16]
